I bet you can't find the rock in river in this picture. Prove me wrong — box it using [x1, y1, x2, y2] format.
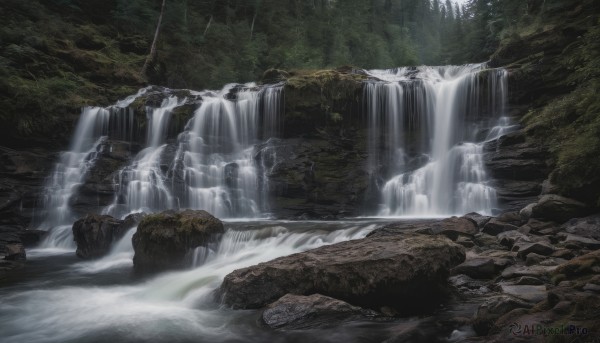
[73, 213, 144, 259]
[262, 293, 379, 330]
[132, 210, 224, 274]
[219, 233, 465, 313]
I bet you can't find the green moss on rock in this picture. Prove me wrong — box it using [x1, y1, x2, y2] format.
[133, 210, 224, 274]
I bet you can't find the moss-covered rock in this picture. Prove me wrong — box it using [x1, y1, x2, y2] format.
[491, 0, 600, 207]
[132, 209, 224, 274]
[283, 69, 366, 137]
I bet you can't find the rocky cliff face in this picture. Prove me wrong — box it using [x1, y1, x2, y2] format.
[489, 0, 600, 207]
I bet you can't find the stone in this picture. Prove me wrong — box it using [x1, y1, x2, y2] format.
[455, 236, 475, 248]
[501, 265, 557, 279]
[472, 295, 533, 335]
[462, 212, 492, 228]
[530, 194, 592, 223]
[583, 283, 600, 293]
[563, 234, 600, 250]
[482, 218, 519, 236]
[72, 214, 123, 259]
[500, 285, 547, 303]
[452, 258, 496, 279]
[497, 230, 528, 248]
[525, 253, 546, 266]
[433, 217, 479, 240]
[551, 301, 573, 315]
[261, 293, 378, 329]
[551, 249, 575, 260]
[514, 241, 555, 258]
[3, 243, 25, 260]
[553, 249, 600, 278]
[496, 211, 522, 226]
[133, 210, 224, 274]
[519, 203, 536, 222]
[448, 274, 491, 296]
[523, 218, 559, 235]
[72, 212, 144, 259]
[219, 233, 465, 311]
[561, 214, 600, 240]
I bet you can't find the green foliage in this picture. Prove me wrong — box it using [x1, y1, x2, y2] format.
[523, 22, 600, 205]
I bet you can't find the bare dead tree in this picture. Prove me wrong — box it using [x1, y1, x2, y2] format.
[141, 0, 167, 78]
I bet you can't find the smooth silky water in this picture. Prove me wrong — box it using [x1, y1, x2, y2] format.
[1, 65, 511, 342]
[0, 220, 411, 343]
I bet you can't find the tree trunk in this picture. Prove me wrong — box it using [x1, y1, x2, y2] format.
[141, 0, 167, 78]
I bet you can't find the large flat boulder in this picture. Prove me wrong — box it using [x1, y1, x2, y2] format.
[219, 233, 465, 312]
[132, 210, 224, 274]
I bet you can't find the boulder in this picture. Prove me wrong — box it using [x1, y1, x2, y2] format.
[519, 203, 536, 222]
[553, 249, 600, 278]
[219, 233, 465, 312]
[472, 295, 533, 335]
[497, 230, 528, 249]
[561, 214, 600, 240]
[530, 194, 592, 223]
[3, 243, 25, 261]
[72, 212, 144, 259]
[452, 258, 496, 279]
[462, 213, 491, 229]
[0, 227, 25, 260]
[261, 293, 379, 329]
[562, 234, 600, 250]
[496, 211, 522, 226]
[521, 218, 559, 235]
[500, 284, 547, 303]
[525, 253, 546, 266]
[433, 217, 479, 240]
[132, 210, 224, 273]
[481, 218, 519, 236]
[514, 241, 555, 258]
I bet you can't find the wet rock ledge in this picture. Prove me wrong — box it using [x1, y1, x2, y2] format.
[218, 228, 466, 317]
[217, 194, 600, 340]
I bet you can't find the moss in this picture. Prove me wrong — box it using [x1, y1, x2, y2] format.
[285, 69, 366, 110]
[519, 19, 600, 206]
[0, 2, 145, 146]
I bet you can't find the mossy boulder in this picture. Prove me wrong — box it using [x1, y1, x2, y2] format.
[132, 210, 224, 274]
[219, 233, 465, 312]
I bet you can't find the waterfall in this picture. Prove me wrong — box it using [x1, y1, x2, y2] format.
[105, 96, 183, 217]
[34, 90, 147, 251]
[98, 83, 284, 219]
[365, 64, 509, 216]
[170, 84, 283, 218]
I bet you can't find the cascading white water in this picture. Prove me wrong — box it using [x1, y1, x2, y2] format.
[35, 91, 147, 252]
[365, 64, 508, 216]
[171, 84, 283, 218]
[105, 96, 183, 218]
[0, 221, 377, 343]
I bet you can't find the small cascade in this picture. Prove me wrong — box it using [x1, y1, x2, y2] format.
[35, 90, 147, 251]
[75, 227, 137, 272]
[38, 107, 110, 229]
[171, 84, 283, 218]
[365, 64, 509, 216]
[105, 97, 183, 217]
